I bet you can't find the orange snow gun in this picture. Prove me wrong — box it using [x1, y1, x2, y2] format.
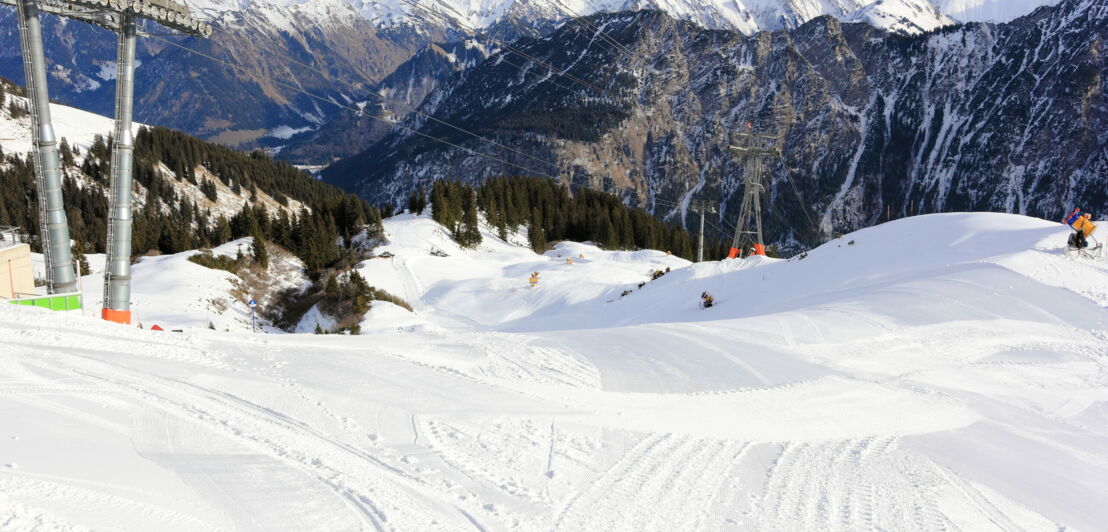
[1074, 214, 1097, 237]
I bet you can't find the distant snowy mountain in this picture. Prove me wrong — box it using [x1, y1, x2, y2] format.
[325, 0, 1107, 250]
[846, 0, 954, 34]
[0, 0, 1062, 157]
[182, 0, 1032, 33]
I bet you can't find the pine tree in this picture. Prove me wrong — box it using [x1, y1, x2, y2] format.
[8, 100, 26, 119]
[59, 138, 75, 167]
[71, 240, 90, 276]
[252, 232, 268, 269]
[407, 186, 426, 215]
[528, 208, 546, 252]
[314, 323, 324, 334]
[431, 182, 450, 227]
[324, 273, 339, 294]
[214, 216, 232, 243]
[459, 191, 482, 248]
[348, 270, 371, 315]
[200, 178, 218, 201]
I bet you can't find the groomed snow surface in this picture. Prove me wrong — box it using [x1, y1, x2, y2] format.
[2, 212, 1107, 531]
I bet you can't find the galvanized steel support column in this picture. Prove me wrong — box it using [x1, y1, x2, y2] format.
[16, 0, 77, 294]
[102, 13, 137, 324]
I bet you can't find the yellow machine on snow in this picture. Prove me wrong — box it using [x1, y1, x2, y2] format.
[1065, 210, 1102, 259]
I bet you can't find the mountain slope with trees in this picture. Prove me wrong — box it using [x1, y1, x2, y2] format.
[423, 177, 716, 258]
[325, 0, 1106, 252]
[0, 78, 381, 273]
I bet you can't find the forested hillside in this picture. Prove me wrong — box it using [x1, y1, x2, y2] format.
[0, 81, 381, 272]
[421, 177, 728, 260]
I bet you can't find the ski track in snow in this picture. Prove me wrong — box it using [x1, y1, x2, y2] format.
[2, 212, 1107, 530]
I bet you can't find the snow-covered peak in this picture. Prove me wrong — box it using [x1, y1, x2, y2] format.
[847, 0, 955, 34]
[179, 0, 1062, 36]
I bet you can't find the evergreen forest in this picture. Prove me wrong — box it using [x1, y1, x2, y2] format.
[420, 177, 731, 260]
[0, 125, 381, 273]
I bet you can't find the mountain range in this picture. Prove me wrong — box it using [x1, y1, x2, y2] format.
[322, 0, 1105, 250]
[0, 0, 1058, 162]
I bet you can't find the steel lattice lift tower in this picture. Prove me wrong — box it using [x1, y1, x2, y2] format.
[727, 128, 782, 258]
[1, 0, 211, 323]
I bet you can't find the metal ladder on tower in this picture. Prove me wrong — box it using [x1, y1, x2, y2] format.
[17, 1, 54, 292]
[101, 22, 127, 303]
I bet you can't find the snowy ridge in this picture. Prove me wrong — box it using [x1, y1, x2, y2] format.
[181, 0, 1031, 34]
[0, 92, 140, 158]
[846, 0, 954, 34]
[2, 212, 1106, 529]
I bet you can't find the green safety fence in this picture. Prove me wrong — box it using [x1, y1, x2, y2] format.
[7, 292, 82, 311]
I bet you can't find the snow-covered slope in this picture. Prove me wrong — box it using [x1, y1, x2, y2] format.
[2, 212, 1106, 529]
[846, 0, 954, 34]
[0, 92, 139, 157]
[937, 0, 1060, 21]
[27, 237, 307, 332]
[1, 91, 308, 221]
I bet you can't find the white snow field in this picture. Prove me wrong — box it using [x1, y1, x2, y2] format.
[2, 212, 1107, 531]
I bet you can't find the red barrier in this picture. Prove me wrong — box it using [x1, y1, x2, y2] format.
[101, 308, 132, 325]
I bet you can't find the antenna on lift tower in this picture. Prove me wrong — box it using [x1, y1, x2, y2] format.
[727, 122, 782, 259]
[0, 0, 211, 324]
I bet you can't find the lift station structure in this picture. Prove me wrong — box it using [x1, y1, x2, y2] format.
[1, 0, 210, 323]
[727, 128, 782, 259]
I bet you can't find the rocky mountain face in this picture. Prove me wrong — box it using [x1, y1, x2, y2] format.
[0, 0, 1030, 163]
[324, 0, 1106, 250]
[270, 39, 491, 164]
[0, 1, 452, 150]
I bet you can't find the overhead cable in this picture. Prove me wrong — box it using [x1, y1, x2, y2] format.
[149, 34, 561, 180]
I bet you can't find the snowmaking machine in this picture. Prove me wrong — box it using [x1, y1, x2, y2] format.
[1065, 213, 1102, 260]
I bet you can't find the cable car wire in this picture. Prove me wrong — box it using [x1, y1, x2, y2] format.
[148, 34, 562, 180]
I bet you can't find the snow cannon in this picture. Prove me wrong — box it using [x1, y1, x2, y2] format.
[1066, 216, 1102, 259]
